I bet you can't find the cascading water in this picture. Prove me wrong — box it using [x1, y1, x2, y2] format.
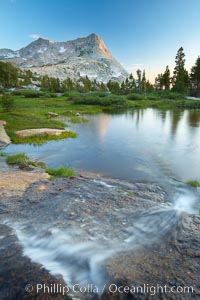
[4, 180, 198, 297]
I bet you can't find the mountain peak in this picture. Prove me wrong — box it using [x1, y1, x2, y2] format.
[0, 33, 128, 82]
[84, 33, 113, 59]
[36, 37, 54, 43]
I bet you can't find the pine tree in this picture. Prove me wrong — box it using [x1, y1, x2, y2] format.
[107, 80, 120, 94]
[0, 61, 18, 88]
[155, 74, 163, 90]
[100, 82, 107, 91]
[162, 66, 171, 90]
[136, 69, 142, 92]
[141, 70, 146, 92]
[190, 56, 200, 89]
[63, 77, 74, 91]
[172, 47, 189, 93]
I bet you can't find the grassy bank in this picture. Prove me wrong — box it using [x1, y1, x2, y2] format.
[0, 95, 101, 144]
[0, 92, 200, 144]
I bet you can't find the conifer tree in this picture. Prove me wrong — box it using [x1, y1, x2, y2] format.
[172, 47, 189, 93]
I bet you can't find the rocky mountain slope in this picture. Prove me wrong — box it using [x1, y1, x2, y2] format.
[0, 33, 128, 82]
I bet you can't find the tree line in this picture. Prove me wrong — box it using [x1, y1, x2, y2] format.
[0, 47, 200, 96]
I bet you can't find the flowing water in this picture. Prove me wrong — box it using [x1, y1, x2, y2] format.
[1, 108, 200, 296]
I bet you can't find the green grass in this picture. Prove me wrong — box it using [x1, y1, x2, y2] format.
[0, 152, 7, 157]
[6, 153, 30, 165]
[69, 116, 89, 123]
[6, 152, 46, 168]
[13, 131, 77, 145]
[0, 95, 101, 144]
[185, 180, 200, 187]
[45, 166, 76, 178]
[30, 161, 46, 169]
[128, 191, 134, 197]
[0, 93, 199, 146]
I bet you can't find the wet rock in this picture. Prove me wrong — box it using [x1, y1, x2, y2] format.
[0, 169, 199, 299]
[0, 224, 72, 300]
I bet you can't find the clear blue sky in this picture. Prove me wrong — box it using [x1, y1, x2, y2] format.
[0, 0, 200, 81]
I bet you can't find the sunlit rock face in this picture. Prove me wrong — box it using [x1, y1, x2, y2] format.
[0, 33, 128, 82]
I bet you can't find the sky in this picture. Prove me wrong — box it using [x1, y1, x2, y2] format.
[0, 0, 200, 82]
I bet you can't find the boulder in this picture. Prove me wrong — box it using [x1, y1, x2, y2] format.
[15, 128, 67, 138]
[0, 120, 11, 147]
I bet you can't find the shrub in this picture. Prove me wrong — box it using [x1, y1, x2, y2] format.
[175, 101, 200, 109]
[147, 95, 160, 100]
[0, 94, 15, 112]
[45, 166, 76, 178]
[11, 90, 42, 98]
[156, 91, 185, 100]
[127, 93, 144, 100]
[70, 93, 126, 106]
[11, 89, 54, 98]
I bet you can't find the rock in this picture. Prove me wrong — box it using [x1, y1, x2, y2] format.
[0, 120, 11, 147]
[0, 223, 71, 300]
[0, 170, 199, 299]
[15, 128, 67, 138]
[48, 112, 59, 118]
[0, 169, 49, 198]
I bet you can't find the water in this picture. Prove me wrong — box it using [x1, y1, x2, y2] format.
[6, 194, 184, 292]
[2, 108, 200, 296]
[4, 108, 200, 183]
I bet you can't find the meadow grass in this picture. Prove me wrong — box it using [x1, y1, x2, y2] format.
[6, 153, 30, 165]
[0, 94, 199, 145]
[45, 166, 76, 178]
[185, 180, 200, 187]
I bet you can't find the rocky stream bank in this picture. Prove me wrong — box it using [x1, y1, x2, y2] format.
[0, 165, 200, 300]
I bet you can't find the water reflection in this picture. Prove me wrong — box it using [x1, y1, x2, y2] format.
[4, 108, 200, 183]
[98, 114, 110, 140]
[187, 110, 200, 127]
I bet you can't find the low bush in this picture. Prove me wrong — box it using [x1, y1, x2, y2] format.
[147, 94, 160, 100]
[127, 93, 145, 100]
[175, 101, 200, 109]
[70, 93, 126, 106]
[11, 89, 57, 98]
[156, 91, 185, 100]
[11, 90, 43, 98]
[0, 94, 15, 112]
